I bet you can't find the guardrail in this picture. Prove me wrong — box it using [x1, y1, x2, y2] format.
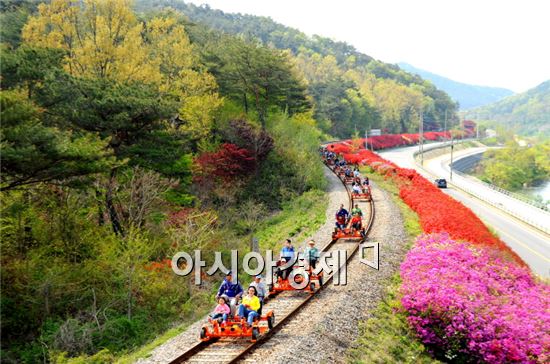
[414, 144, 550, 235]
[444, 172, 550, 235]
[453, 168, 550, 212]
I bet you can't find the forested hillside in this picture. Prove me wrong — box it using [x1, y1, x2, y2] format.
[398, 62, 514, 110]
[465, 80, 550, 135]
[0, 1, 328, 361]
[0, 0, 460, 362]
[136, 0, 460, 137]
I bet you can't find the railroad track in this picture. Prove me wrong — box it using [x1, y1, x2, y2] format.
[168, 160, 375, 364]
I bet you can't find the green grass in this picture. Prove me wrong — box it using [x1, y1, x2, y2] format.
[114, 323, 195, 364]
[255, 188, 329, 251]
[347, 169, 440, 364]
[109, 189, 328, 364]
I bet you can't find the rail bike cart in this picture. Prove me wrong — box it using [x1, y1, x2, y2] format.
[332, 215, 366, 240]
[344, 175, 355, 184]
[268, 260, 323, 294]
[200, 309, 275, 342]
[352, 185, 372, 202]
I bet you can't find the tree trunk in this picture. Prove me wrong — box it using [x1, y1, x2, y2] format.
[243, 92, 249, 114]
[96, 187, 104, 226]
[106, 169, 123, 235]
[127, 266, 134, 319]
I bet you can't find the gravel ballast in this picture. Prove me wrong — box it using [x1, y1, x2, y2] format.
[136, 165, 409, 363]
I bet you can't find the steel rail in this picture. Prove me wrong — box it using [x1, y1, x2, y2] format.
[169, 158, 374, 364]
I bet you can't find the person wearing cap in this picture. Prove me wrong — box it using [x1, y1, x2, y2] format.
[304, 240, 320, 269]
[250, 275, 267, 315]
[216, 271, 243, 316]
[250, 275, 267, 301]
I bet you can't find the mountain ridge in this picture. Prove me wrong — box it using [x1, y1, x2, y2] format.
[464, 80, 550, 135]
[398, 62, 514, 110]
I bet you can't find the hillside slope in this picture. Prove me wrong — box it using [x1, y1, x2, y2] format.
[398, 62, 514, 110]
[465, 80, 550, 135]
[135, 0, 460, 136]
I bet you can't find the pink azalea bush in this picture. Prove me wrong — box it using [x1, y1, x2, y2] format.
[401, 234, 550, 363]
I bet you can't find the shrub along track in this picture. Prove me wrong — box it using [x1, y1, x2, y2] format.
[167, 162, 375, 364]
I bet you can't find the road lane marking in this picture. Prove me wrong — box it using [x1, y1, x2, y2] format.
[424, 159, 550, 243]
[490, 226, 550, 262]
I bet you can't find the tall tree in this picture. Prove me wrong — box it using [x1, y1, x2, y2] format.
[35, 75, 176, 234]
[0, 90, 115, 191]
[22, 0, 221, 140]
[204, 37, 310, 127]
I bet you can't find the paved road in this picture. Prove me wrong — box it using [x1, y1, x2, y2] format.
[378, 144, 550, 278]
[435, 147, 550, 233]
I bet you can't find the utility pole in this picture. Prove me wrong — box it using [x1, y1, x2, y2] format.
[444, 109, 448, 141]
[450, 133, 454, 181]
[419, 111, 424, 165]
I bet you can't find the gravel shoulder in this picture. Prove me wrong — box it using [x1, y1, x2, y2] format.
[242, 171, 409, 364]
[135, 165, 409, 363]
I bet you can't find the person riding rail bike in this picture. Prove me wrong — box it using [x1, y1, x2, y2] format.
[350, 204, 366, 238]
[216, 271, 243, 316]
[351, 203, 363, 218]
[304, 240, 320, 269]
[335, 204, 349, 231]
[237, 286, 261, 327]
[250, 275, 267, 315]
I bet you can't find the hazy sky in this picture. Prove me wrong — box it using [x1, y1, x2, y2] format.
[186, 0, 550, 93]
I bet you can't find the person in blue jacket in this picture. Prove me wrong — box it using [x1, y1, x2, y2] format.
[335, 204, 349, 230]
[279, 239, 295, 280]
[216, 271, 243, 316]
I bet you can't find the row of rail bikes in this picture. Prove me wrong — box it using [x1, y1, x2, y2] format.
[201, 148, 368, 345]
[200, 240, 323, 343]
[322, 147, 372, 203]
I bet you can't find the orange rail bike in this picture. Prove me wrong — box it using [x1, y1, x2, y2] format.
[200, 310, 275, 343]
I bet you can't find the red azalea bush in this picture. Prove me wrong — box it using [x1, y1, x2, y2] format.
[326, 138, 550, 362]
[401, 234, 550, 363]
[399, 171, 525, 265]
[195, 143, 256, 183]
[331, 131, 451, 152]
[335, 144, 524, 264]
[144, 259, 172, 272]
[328, 143, 352, 154]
